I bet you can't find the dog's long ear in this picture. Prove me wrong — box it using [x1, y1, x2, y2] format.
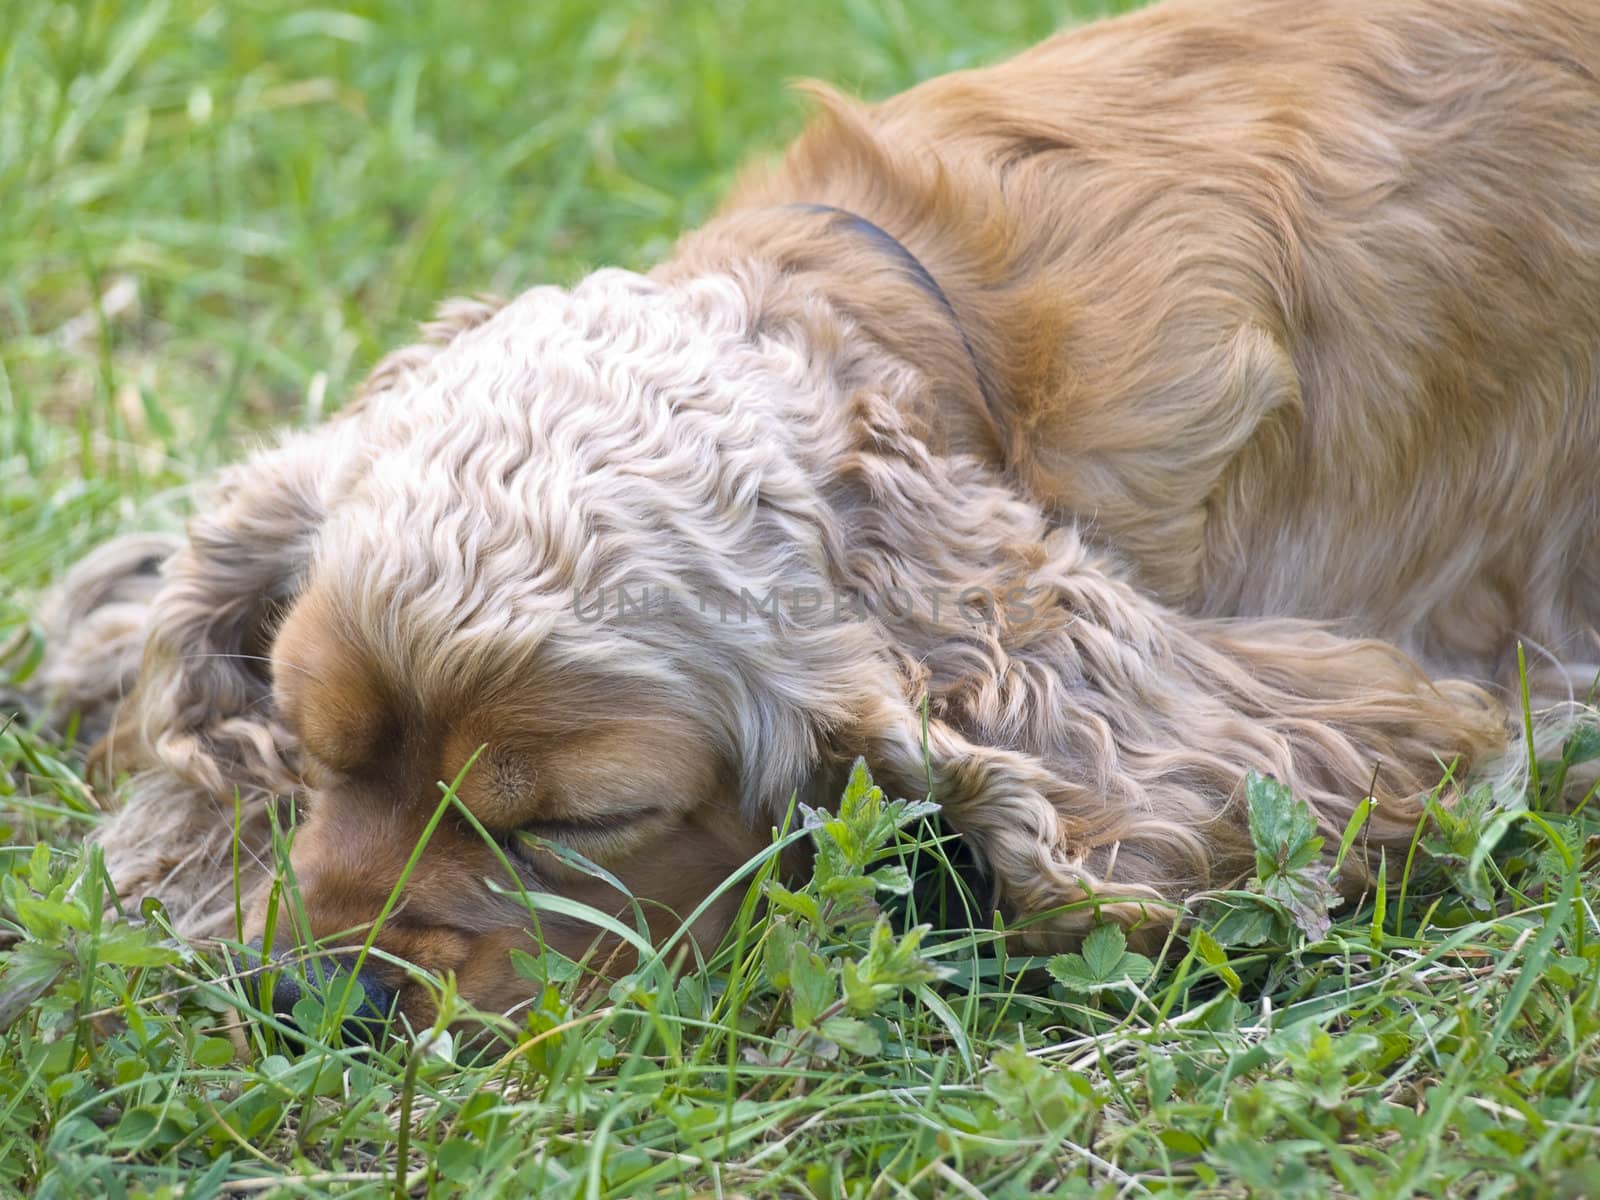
[25, 531, 182, 751]
[104, 428, 352, 796]
[838, 577, 1509, 952]
[817, 389, 1507, 947]
[806, 393, 1179, 939]
[852, 689, 1174, 942]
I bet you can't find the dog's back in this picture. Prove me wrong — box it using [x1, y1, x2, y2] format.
[720, 0, 1600, 693]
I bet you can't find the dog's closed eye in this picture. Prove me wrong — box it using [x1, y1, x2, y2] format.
[518, 806, 663, 837]
[507, 808, 667, 883]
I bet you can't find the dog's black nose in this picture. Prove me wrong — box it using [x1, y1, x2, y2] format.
[244, 939, 397, 1043]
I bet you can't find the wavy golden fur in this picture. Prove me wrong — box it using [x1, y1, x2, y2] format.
[32, 0, 1600, 1019]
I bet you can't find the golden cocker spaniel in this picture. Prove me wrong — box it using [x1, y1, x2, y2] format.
[36, 0, 1600, 1023]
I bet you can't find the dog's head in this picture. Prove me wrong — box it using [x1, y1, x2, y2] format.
[260, 574, 766, 1017]
[121, 269, 996, 1023]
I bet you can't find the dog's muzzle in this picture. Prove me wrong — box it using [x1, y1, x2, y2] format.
[243, 937, 398, 1044]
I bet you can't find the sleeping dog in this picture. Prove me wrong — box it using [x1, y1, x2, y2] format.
[33, 0, 1600, 1023]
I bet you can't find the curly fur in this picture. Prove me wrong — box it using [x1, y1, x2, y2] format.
[19, 533, 179, 751]
[32, 0, 1600, 1010]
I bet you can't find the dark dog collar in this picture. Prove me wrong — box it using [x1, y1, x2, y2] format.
[787, 203, 994, 413]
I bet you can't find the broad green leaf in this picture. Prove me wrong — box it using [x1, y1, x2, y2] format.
[92, 923, 182, 968]
[0, 941, 71, 1029]
[1046, 953, 1091, 987]
[192, 1037, 237, 1068]
[509, 946, 581, 986]
[1563, 723, 1600, 766]
[1261, 865, 1338, 942]
[1200, 893, 1292, 948]
[763, 882, 821, 927]
[766, 918, 834, 1029]
[870, 864, 913, 896]
[788, 946, 834, 1030]
[1244, 772, 1339, 940]
[842, 920, 948, 1014]
[13, 895, 89, 937]
[820, 1015, 882, 1056]
[1081, 924, 1126, 979]
[1047, 924, 1153, 992]
[1246, 772, 1324, 878]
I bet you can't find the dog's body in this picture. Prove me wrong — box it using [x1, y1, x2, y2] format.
[699, 0, 1600, 677]
[39, 0, 1600, 1018]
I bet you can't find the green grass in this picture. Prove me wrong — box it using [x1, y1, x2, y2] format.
[3, 1, 1600, 1196]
